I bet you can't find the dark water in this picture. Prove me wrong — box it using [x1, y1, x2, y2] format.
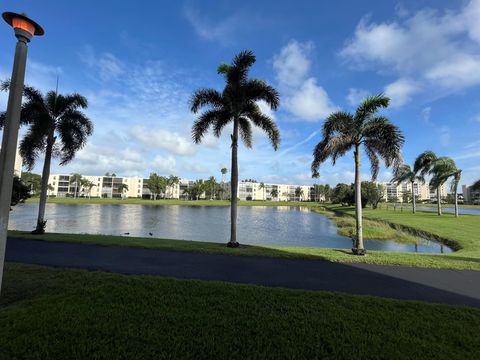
[9, 203, 451, 253]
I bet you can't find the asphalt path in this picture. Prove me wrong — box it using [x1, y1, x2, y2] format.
[6, 237, 480, 308]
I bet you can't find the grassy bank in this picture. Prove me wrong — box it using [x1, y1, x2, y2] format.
[26, 197, 319, 207]
[9, 228, 480, 270]
[1, 263, 479, 359]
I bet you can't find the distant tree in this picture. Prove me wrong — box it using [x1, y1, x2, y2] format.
[0, 82, 93, 234]
[167, 175, 180, 199]
[414, 151, 440, 214]
[116, 183, 129, 199]
[294, 186, 304, 201]
[391, 164, 422, 213]
[430, 157, 461, 217]
[221, 167, 228, 182]
[69, 173, 82, 198]
[472, 179, 480, 191]
[362, 181, 385, 209]
[270, 188, 279, 200]
[205, 176, 218, 200]
[190, 50, 280, 247]
[331, 183, 353, 205]
[146, 173, 167, 200]
[21, 172, 41, 195]
[81, 179, 96, 198]
[259, 182, 265, 200]
[312, 94, 404, 255]
[11, 176, 30, 207]
[46, 184, 54, 198]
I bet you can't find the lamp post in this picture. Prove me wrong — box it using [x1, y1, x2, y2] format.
[0, 12, 43, 293]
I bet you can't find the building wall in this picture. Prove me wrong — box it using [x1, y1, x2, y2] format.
[379, 181, 447, 202]
[463, 184, 480, 204]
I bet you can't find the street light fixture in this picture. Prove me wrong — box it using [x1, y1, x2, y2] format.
[0, 12, 44, 293]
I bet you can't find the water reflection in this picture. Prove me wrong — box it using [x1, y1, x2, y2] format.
[8, 203, 452, 254]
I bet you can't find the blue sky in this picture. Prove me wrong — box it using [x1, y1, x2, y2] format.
[0, 0, 479, 186]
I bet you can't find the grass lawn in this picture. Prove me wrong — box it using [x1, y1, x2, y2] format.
[26, 197, 319, 207]
[1, 263, 479, 359]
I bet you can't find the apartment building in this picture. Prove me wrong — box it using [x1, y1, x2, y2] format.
[379, 181, 448, 202]
[230, 181, 312, 201]
[462, 184, 480, 204]
[48, 174, 180, 199]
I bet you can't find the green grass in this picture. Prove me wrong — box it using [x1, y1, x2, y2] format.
[1, 263, 479, 359]
[26, 197, 319, 207]
[331, 216, 419, 244]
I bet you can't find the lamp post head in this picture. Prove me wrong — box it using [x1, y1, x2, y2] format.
[2, 12, 44, 42]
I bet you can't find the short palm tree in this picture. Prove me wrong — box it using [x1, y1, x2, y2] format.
[413, 151, 442, 215]
[429, 157, 461, 217]
[259, 182, 265, 200]
[167, 175, 180, 199]
[81, 179, 96, 198]
[117, 183, 129, 199]
[0, 82, 93, 233]
[191, 50, 280, 247]
[270, 188, 279, 200]
[391, 165, 422, 213]
[69, 173, 82, 198]
[312, 94, 404, 255]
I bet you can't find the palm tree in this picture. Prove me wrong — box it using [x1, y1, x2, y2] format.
[311, 94, 404, 255]
[473, 179, 480, 191]
[391, 165, 422, 213]
[259, 182, 265, 200]
[190, 50, 280, 248]
[294, 186, 304, 201]
[0, 82, 93, 234]
[81, 179, 96, 198]
[167, 175, 180, 199]
[270, 188, 279, 200]
[116, 183, 129, 199]
[69, 173, 82, 198]
[413, 151, 442, 215]
[429, 157, 461, 217]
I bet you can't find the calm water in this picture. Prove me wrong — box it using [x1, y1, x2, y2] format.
[9, 203, 451, 253]
[415, 206, 480, 215]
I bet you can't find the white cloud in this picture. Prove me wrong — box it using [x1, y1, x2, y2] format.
[273, 40, 313, 87]
[152, 155, 176, 173]
[346, 88, 369, 106]
[79, 45, 124, 81]
[421, 106, 431, 124]
[273, 40, 337, 121]
[340, 1, 480, 106]
[129, 126, 195, 156]
[384, 78, 420, 107]
[286, 78, 337, 121]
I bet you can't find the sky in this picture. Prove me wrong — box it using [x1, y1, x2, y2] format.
[0, 0, 479, 187]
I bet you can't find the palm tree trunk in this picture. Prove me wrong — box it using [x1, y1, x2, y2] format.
[228, 118, 239, 247]
[411, 181, 416, 214]
[454, 182, 459, 218]
[353, 144, 365, 254]
[437, 186, 442, 216]
[34, 136, 54, 234]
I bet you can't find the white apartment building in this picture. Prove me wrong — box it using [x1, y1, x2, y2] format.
[380, 181, 448, 202]
[47, 174, 314, 201]
[229, 181, 312, 201]
[48, 174, 180, 199]
[462, 184, 480, 204]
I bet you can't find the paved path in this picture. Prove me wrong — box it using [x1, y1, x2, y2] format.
[6, 238, 480, 308]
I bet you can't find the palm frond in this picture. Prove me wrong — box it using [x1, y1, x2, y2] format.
[413, 150, 437, 178]
[227, 50, 256, 84]
[238, 117, 253, 148]
[190, 89, 223, 113]
[391, 164, 414, 184]
[245, 109, 280, 150]
[322, 112, 355, 139]
[19, 119, 49, 170]
[57, 109, 93, 165]
[365, 146, 380, 181]
[245, 79, 280, 110]
[354, 94, 389, 123]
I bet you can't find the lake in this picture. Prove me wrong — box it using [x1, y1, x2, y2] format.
[9, 203, 451, 254]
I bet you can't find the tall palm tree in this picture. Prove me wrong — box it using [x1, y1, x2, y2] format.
[0, 82, 93, 233]
[391, 165, 422, 213]
[190, 50, 280, 248]
[311, 94, 404, 255]
[167, 175, 180, 199]
[81, 179, 96, 198]
[429, 157, 461, 217]
[69, 173, 82, 198]
[413, 151, 442, 215]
